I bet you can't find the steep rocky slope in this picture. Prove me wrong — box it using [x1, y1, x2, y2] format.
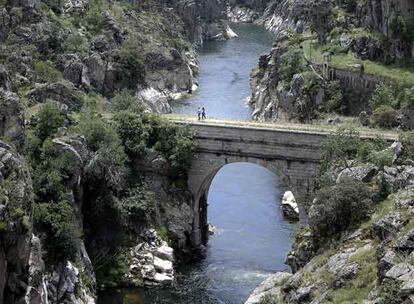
[240, 0, 414, 124]
[245, 131, 414, 303]
[0, 0, 237, 119]
[0, 0, 235, 302]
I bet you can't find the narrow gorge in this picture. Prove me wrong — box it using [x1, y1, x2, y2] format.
[1, 0, 414, 304]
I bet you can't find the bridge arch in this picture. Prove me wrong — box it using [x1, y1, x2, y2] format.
[188, 153, 316, 247]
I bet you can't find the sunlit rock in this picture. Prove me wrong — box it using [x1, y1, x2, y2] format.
[281, 191, 299, 221]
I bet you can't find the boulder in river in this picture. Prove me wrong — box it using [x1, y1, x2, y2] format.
[281, 191, 299, 221]
[208, 223, 216, 236]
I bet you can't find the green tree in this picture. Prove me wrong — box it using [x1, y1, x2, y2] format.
[280, 48, 305, 82]
[400, 131, 414, 161]
[34, 102, 65, 142]
[400, 86, 414, 109]
[369, 83, 396, 110]
[110, 89, 142, 113]
[309, 178, 372, 242]
[320, 127, 361, 173]
[33, 61, 63, 83]
[371, 105, 399, 129]
[325, 81, 344, 113]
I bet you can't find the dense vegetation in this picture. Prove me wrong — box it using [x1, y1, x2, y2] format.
[26, 91, 194, 272]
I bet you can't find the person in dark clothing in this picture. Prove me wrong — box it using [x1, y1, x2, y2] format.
[201, 107, 206, 120]
[197, 107, 201, 120]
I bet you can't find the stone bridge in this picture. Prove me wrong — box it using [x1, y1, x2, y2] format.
[169, 116, 397, 247]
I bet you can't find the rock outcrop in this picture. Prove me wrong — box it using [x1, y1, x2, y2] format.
[0, 141, 34, 303]
[245, 0, 414, 122]
[0, 88, 25, 149]
[0, 138, 95, 304]
[246, 151, 414, 303]
[174, 0, 235, 46]
[281, 191, 299, 221]
[245, 272, 292, 304]
[125, 229, 175, 287]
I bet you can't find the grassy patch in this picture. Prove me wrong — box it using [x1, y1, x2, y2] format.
[302, 40, 414, 85]
[360, 198, 394, 236]
[329, 246, 377, 303]
[33, 60, 63, 83]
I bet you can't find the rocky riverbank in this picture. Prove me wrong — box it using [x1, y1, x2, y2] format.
[240, 0, 414, 126]
[244, 134, 414, 303]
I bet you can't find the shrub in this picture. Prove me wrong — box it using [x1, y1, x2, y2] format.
[110, 89, 141, 113]
[33, 200, 80, 261]
[94, 250, 129, 288]
[28, 104, 80, 261]
[116, 49, 146, 90]
[369, 83, 396, 110]
[33, 60, 62, 83]
[150, 115, 195, 178]
[114, 111, 195, 178]
[42, 0, 64, 14]
[400, 86, 414, 109]
[64, 32, 89, 53]
[113, 110, 153, 157]
[325, 81, 344, 113]
[120, 183, 156, 223]
[371, 105, 399, 129]
[31, 139, 69, 205]
[280, 48, 305, 82]
[356, 137, 388, 162]
[367, 149, 393, 169]
[320, 127, 361, 172]
[309, 178, 372, 241]
[400, 131, 414, 161]
[33, 101, 65, 142]
[75, 111, 127, 190]
[84, 0, 107, 34]
[380, 280, 404, 304]
[76, 111, 122, 153]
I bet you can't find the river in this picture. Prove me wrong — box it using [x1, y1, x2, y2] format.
[98, 23, 295, 304]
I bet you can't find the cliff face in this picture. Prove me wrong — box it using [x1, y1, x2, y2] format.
[245, 160, 414, 304]
[0, 0, 233, 117]
[0, 142, 34, 303]
[175, 0, 235, 45]
[0, 0, 225, 302]
[246, 0, 414, 123]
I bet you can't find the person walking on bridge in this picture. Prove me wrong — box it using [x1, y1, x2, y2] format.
[197, 107, 201, 120]
[201, 107, 206, 120]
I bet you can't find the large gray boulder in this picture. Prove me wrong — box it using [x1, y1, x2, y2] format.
[385, 263, 414, 281]
[281, 191, 299, 221]
[26, 82, 82, 110]
[395, 230, 414, 253]
[373, 212, 407, 241]
[378, 250, 397, 280]
[244, 272, 292, 304]
[0, 89, 25, 149]
[0, 65, 11, 91]
[336, 164, 378, 183]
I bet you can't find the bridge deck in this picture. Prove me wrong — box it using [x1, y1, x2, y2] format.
[165, 114, 399, 141]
